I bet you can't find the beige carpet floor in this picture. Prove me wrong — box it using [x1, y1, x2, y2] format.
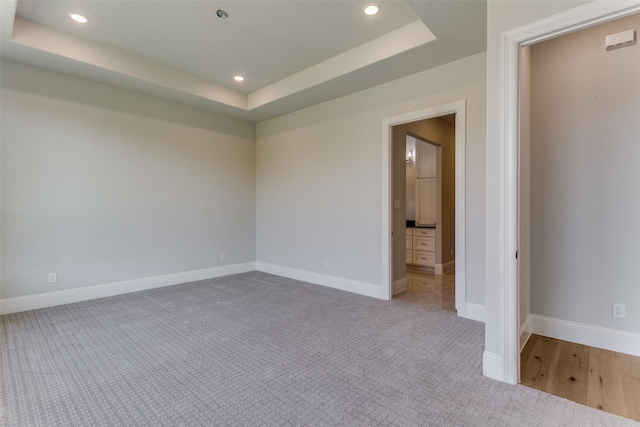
[1, 271, 637, 426]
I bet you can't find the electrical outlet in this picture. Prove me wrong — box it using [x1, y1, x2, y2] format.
[48, 273, 57, 284]
[325, 260, 330, 269]
[612, 303, 626, 319]
[220, 253, 226, 261]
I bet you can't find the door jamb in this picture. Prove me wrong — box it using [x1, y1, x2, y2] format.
[381, 101, 467, 317]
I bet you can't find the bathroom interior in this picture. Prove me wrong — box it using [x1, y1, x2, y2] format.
[393, 115, 455, 309]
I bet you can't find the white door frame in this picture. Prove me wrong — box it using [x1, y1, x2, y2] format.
[381, 100, 467, 316]
[497, 1, 640, 384]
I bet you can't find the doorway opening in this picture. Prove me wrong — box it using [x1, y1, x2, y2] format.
[393, 119, 455, 310]
[516, 12, 640, 421]
[381, 101, 469, 319]
[495, 0, 640, 386]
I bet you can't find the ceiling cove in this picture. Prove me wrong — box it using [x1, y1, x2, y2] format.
[1, 0, 487, 122]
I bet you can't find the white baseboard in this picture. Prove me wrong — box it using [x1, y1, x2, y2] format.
[483, 351, 503, 381]
[0, 262, 256, 315]
[435, 260, 455, 275]
[531, 314, 640, 357]
[464, 302, 485, 323]
[256, 262, 386, 300]
[392, 278, 407, 296]
[520, 315, 532, 352]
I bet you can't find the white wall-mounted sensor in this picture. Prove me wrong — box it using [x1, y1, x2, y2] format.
[605, 29, 636, 51]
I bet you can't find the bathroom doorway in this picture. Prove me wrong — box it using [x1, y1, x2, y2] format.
[381, 101, 473, 320]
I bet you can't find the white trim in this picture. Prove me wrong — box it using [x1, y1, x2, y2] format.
[453, 108, 467, 317]
[256, 262, 385, 300]
[381, 100, 466, 312]
[531, 315, 640, 358]
[392, 277, 407, 296]
[382, 112, 392, 301]
[482, 352, 503, 381]
[497, 1, 640, 384]
[0, 262, 256, 315]
[520, 315, 532, 353]
[499, 23, 521, 386]
[465, 303, 485, 323]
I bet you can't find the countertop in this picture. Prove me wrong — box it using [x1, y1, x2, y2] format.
[406, 220, 435, 229]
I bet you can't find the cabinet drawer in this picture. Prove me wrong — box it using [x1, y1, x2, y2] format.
[413, 228, 435, 238]
[405, 236, 413, 249]
[405, 250, 412, 263]
[405, 228, 413, 236]
[413, 251, 435, 267]
[413, 236, 435, 252]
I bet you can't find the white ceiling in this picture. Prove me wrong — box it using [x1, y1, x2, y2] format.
[1, 0, 487, 122]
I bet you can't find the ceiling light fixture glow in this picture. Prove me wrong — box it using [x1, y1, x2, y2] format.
[234, 76, 245, 82]
[363, 4, 379, 16]
[69, 13, 88, 23]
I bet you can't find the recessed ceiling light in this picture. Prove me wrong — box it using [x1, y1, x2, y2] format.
[363, 4, 379, 16]
[216, 10, 228, 19]
[69, 13, 88, 23]
[234, 76, 245, 82]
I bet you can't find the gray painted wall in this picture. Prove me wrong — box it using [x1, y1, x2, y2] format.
[529, 14, 640, 333]
[1, 61, 256, 299]
[256, 52, 487, 305]
[1, 51, 487, 313]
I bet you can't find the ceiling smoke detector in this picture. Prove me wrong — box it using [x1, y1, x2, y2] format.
[216, 10, 228, 19]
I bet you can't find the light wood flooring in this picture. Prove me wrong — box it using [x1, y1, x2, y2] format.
[521, 334, 640, 422]
[396, 269, 640, 422]
[393, 267, 455, 312]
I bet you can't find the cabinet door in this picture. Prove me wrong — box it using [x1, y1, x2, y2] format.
[416, 178, 436, 226]
[413, 251, 435, 267]
[413, 228, 435, 238]
[416, 140, 437, 179]
[413, 236, 436, 252]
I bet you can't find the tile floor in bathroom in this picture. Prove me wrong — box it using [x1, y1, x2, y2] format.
[394, 267, 455, 312]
